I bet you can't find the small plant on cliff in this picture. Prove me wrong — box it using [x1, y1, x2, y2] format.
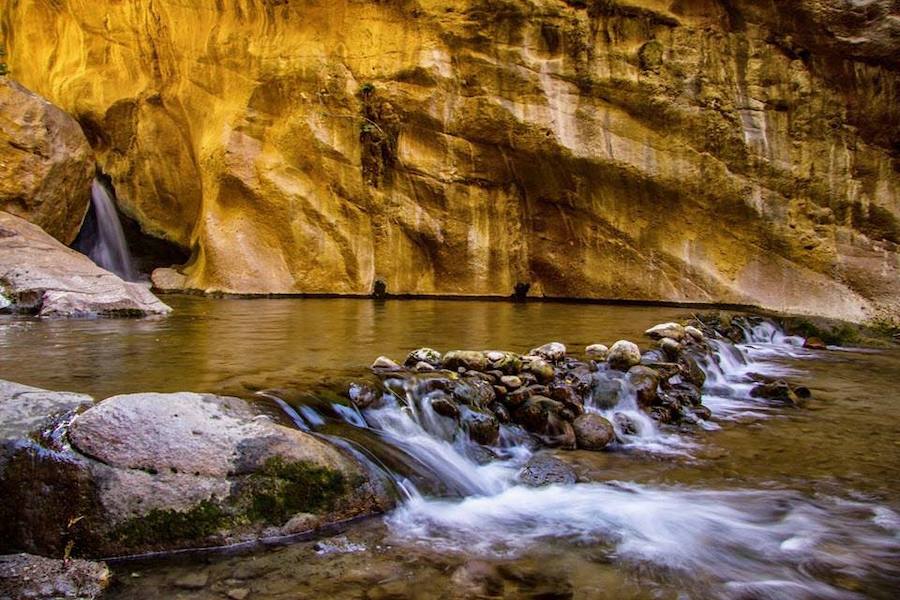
[357, 83, 400, 188]
[0, 49, 8, 77]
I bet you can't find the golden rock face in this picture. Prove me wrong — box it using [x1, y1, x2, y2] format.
[0, 79, 93, 244]
[4, 0, 898, 321]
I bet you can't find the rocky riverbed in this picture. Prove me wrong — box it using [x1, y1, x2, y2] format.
[2, 308, 897, 599]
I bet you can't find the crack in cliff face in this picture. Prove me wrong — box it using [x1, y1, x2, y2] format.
[5, 0, 897, 320]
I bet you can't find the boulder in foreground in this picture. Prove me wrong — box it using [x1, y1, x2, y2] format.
[0, 211, 170, 317]
[0, 381, 391, 558]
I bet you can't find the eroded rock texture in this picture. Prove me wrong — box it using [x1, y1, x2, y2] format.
[3, 0, 897, 320]
[0, 79, 93, 244]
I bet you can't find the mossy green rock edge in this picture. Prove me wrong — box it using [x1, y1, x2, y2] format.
[111, 457, 358, 549]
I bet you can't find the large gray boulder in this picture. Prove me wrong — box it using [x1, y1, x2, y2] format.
[0, 382, 391, 558]
[0, 211, 170, 317]
[0, 380, 93, 442]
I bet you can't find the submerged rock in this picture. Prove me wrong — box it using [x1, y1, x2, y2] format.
[0, 553, 110, 599]
[572, 414, 615, 451]
[803, 337, 827, 350]
[607, 341, 641, 371]
[517, 454, 576, 487]
[0, 212, 171, 318]
[0, 382, 391, 558]
[750, 381, 804, 406]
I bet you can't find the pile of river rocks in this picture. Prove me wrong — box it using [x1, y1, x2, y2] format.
[354, 321, 715, 452]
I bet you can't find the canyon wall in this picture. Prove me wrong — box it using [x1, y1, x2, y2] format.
[3, 0, 898, 320]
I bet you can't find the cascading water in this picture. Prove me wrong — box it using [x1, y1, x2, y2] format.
[263, 318, 900, 599]
[73, 178, 138, 281]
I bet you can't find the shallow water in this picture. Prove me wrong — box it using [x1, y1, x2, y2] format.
[1, 297, 898, 599]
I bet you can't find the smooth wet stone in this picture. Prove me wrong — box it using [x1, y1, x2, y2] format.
[528, 342, 567, 363]
[443, 350, 488, 372]
[500, 375, 522, 390]
[451, 378, 495, 409]
[1, 385, 391, 558]
[460, 407, 500, 446]
[607, 340, 641, 371]
[572, 414, 615, 450]
[547, 382, 585, 416]
[0, 553, 110, 599]
[684, 325, 705, 341]
[692, 405, 712, 420]
[405, 347, 442, 367]
[429, 392, 461, 419]
[415, 361, 436, 372]
[803, 337, 827, 350]
[371, 355, 401, 371]
[662, 382, 703, 409]
[523, 357, 555, 383]
[348, 382, 379, 409]
[585, 344, 609, 360]
[514, 396, 565, 433]
[517, 454, 576, 487]
[612, 412, 640, 437]
[590, 375, 626, 410]
[659, 337, 682, 360]
[750, 381, 803, 406]
[678, 353, 707, 387]
[503, 385, 532, 408]
[0, 212, 171, 318]
[485, 351, 522, 374]
[627, 366, 659, 408]
[645, 322, 686, 341]
[0, 379, 93, 442]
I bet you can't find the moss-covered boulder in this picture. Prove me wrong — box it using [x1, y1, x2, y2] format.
[0, 385, 391, 558]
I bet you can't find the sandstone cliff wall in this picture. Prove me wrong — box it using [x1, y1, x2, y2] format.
[3, 0, 898, 320]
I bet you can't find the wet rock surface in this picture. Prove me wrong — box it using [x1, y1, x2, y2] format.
[0, 212, 170, 318]
[517, 454, 577, 487]
[0, 382, 391, 558]
[0, 553, 110, 599]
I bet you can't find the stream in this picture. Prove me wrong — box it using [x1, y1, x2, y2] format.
[1, 296, 898, 599]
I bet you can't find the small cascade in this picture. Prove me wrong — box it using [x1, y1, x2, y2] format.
[257, 318, 900, 598]
[73, 178, 138, 281]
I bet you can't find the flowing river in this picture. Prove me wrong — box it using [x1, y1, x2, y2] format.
[1, 296, 898, 599]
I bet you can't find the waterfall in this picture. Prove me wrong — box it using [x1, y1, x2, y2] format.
[74, 178, 138, 281]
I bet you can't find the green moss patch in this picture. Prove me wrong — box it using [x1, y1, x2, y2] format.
[111, 458, 352, 549]
[243, 457, 348, 524]
[112, 500, 229, 548]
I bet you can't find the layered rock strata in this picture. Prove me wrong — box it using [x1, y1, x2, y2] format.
[3, 1, 898, 320]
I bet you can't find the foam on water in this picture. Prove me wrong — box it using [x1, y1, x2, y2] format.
[269, 318, 899, 597]
[387, 482, 900, 598]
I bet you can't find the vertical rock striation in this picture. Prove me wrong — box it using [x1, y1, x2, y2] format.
[3, 0, 897, 320]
